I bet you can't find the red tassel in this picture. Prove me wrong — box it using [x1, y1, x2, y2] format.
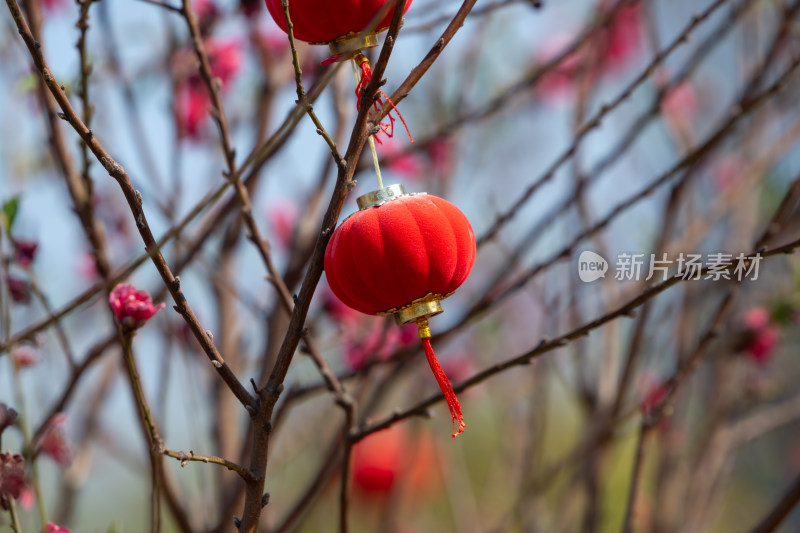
[354, 54, 414, 144]
[418, 320, 465, 437]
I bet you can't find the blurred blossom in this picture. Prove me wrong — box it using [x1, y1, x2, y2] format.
[12, 238, 38, 269]
[440, 352, 475, 386]
[711, 154, 745, 191]
[344, 321, 417, 371]
[661, 79, 698, 128]
[0, 404, 18, 435]
[599, 2, 643, 71]
[36, 414, 71, 466]
[19, 487, 34, 510]
[378, 142, 425, 181]
[207, 39, 243, 85]
[175, 39, 242, 139]
[175, 80, 210, 139]
[193, 0, 220, 37]
[39, 0, 66, 11]
[5, 275, 31, 304]
[240, 0, 261, 16]
[640, 374, 669, 418]
[321, 287, 361, 325]
[741, 307, 780, 365]
[534, 33, 589, 104]
[267, 200, 298, 248]
[109, 284, 166, 330]
[46, 523, 70, 533]
[259, 30, 289, 58]
[428, 137, 454, 178]
[0, 452, 27, 509]
[76, 251, 100, 280]
[11, 345, 38, 370]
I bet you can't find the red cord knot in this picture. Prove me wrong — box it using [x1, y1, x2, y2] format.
[354, 53, 413, 144]
[417, 318, 465, 437]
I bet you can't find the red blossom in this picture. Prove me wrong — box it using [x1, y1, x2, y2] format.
[36, 414, 71, 466]
[109, 284, 166, 330]
[12, 238, 38, 269]
[0, 452, 27, 510]
[46, 523, 70, 533]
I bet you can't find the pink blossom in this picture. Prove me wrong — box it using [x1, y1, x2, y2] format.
[661, 80, 698, 127]
[46, 523, 70, 533]
[0, 452, 27, 510]
[76, 251, 99, 280]
[19, 487, 34, 510]
[36, 414, 71, 466]
[259, 30, 289, 59]
[378, 142, 425, 181]
[743, 306, 770, 330]
[534, 33, 590, 104]
[12, 238, 38, 269]
[193, 0, 219, 37]
[11, 345, 38, 370]
[600, 2, 643, 71]
[175, 80, 210, 139]
[344, 321, 417, 371]
[207, 39, 243, 87]
[741, 306, 780, 364]
[5, 275, 31, 304]
[174, 40, 241, 139]
[321, 287, 361, 325]
[428, 137, 454, 178]
[711, 154, 744, 191]
[109, 284, 166, 330]
[641, 381, 669, 417]
[440, 352, 475, 385]
[39, 0, 66, 11]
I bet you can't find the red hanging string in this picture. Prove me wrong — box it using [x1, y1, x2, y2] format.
[354, 54, 413, 144]
[418, 319, 465, 437]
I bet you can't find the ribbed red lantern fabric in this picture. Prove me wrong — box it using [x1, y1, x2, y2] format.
[264, 0, 413, 44]
[324, 194, 475, 315]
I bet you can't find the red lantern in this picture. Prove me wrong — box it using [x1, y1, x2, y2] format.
[264, 0, 413, 61]
[324, 184, 476, 436]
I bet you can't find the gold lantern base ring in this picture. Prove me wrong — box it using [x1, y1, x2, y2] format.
[323, 32, 379, 61]
[393, 300, 443, 326]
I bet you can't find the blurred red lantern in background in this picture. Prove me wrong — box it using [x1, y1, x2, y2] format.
[325, 185, 476, 436]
